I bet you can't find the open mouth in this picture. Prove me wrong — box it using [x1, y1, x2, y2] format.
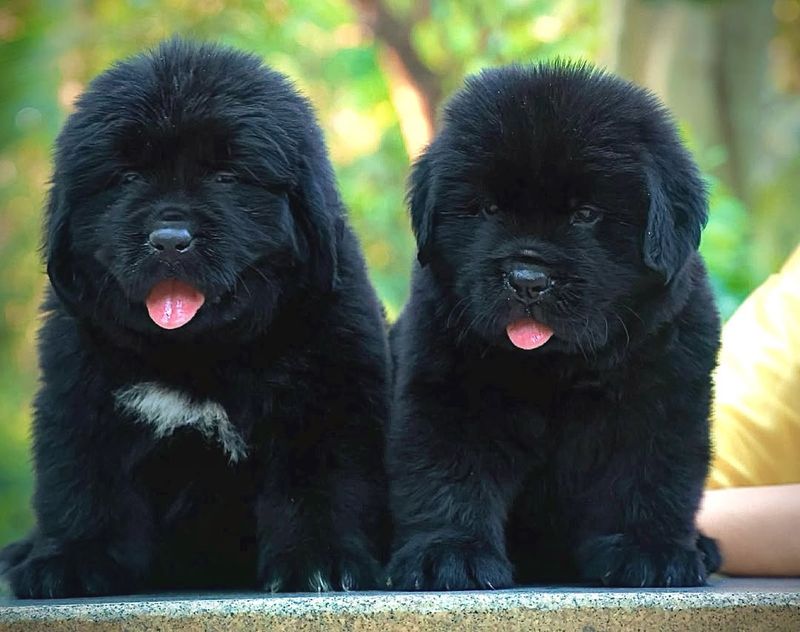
[145, 279, 206, 330]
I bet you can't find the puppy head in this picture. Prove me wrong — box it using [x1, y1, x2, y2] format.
[410, 62, 707, 353]
[46, 38, 339, 340]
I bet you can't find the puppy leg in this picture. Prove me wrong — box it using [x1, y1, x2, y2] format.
[4, 500, 154, 599]
[387, 405, 524, 591]
[0, 537, 34, 574]
[3, 404, 155, 598]
[696, 532, 722, 574]
[4, 533, 150, 599]
[256, 425, 385, 592]
[571, 399, 713, 587]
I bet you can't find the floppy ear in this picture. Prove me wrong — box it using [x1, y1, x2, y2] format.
[44, 188, 85, 314]
[642, 158, 708, 283]
[407, 150, 436, 266]
[290, 157, 339, 293]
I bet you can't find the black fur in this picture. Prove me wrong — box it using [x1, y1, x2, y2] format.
[0, 39, 389, 598]
[388, 62, 721, 590]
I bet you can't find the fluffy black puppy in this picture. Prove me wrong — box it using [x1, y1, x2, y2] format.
[388, 62, 722, 589]
[0, 39, 389, 598]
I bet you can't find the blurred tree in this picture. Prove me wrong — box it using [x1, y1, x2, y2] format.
[604, 0, 800, 299]
[352, 0, 601, 156]
[0, 0, 67, 547]
[352, 0, 440, 156]
[605, 0, 772, 205]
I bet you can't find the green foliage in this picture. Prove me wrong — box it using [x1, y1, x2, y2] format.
[0, 0, 784, 544]
[700, 178, 763, 320]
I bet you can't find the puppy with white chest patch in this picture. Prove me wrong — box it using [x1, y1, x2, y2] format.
[0, 40, 390, 598]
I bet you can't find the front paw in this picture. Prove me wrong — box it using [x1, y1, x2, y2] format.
[388, 534, 513, 591]
[0, 538, 34, 575]
[259, 536, 382, 593]
[4, 539, 132, 599]
[578, 534, 709, 587]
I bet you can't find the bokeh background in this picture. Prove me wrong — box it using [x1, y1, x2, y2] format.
[1, 0, 799, 544]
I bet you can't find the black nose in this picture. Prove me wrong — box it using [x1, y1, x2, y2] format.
[148, 226, 194, 255]
[506, 266, 551, 303]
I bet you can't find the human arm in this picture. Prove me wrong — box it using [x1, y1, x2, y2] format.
[697, 484, 800, 576]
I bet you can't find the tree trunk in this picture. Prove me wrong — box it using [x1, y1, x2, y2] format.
[604, 0, 774, 207]
[351, 0, 439, 158]
[604, 0, 800, 272]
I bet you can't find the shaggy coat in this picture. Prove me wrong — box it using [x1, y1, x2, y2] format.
[388, 63, 721, 589]
[0, 40, 389, 598]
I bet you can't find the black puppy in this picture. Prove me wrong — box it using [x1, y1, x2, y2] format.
[388, 62, 721, 589]
[0, 40, 389, 598]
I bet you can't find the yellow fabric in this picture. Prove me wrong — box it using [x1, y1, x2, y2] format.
[707, 245, 800, 489]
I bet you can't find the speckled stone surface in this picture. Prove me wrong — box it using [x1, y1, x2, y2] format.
[1, 578, 799, 631]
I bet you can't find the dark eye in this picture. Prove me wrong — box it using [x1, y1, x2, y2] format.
[214, 171, 238, 184]
[121, 171, 140, 184]
[482, 204, 500, 217]
[570, 207, 602, 225]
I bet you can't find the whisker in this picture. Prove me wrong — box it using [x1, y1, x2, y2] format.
[445, 296, 470, 331]
[93, 271, 116, 320]
[457, 306, 490, 346]
[616, 313, 631, 349]
[245, 262, 273, 287]
[621, 304, 644, 325]
[235, 273, 253, 301]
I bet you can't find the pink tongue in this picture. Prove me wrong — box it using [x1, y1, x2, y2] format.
[506, 318, 554, 350]
[145, 280, 205, 330]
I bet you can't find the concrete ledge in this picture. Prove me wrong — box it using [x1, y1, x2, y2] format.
[1, 578, 799, 631]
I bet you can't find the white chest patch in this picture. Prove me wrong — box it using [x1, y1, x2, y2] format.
[114, 382, 248, 463]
